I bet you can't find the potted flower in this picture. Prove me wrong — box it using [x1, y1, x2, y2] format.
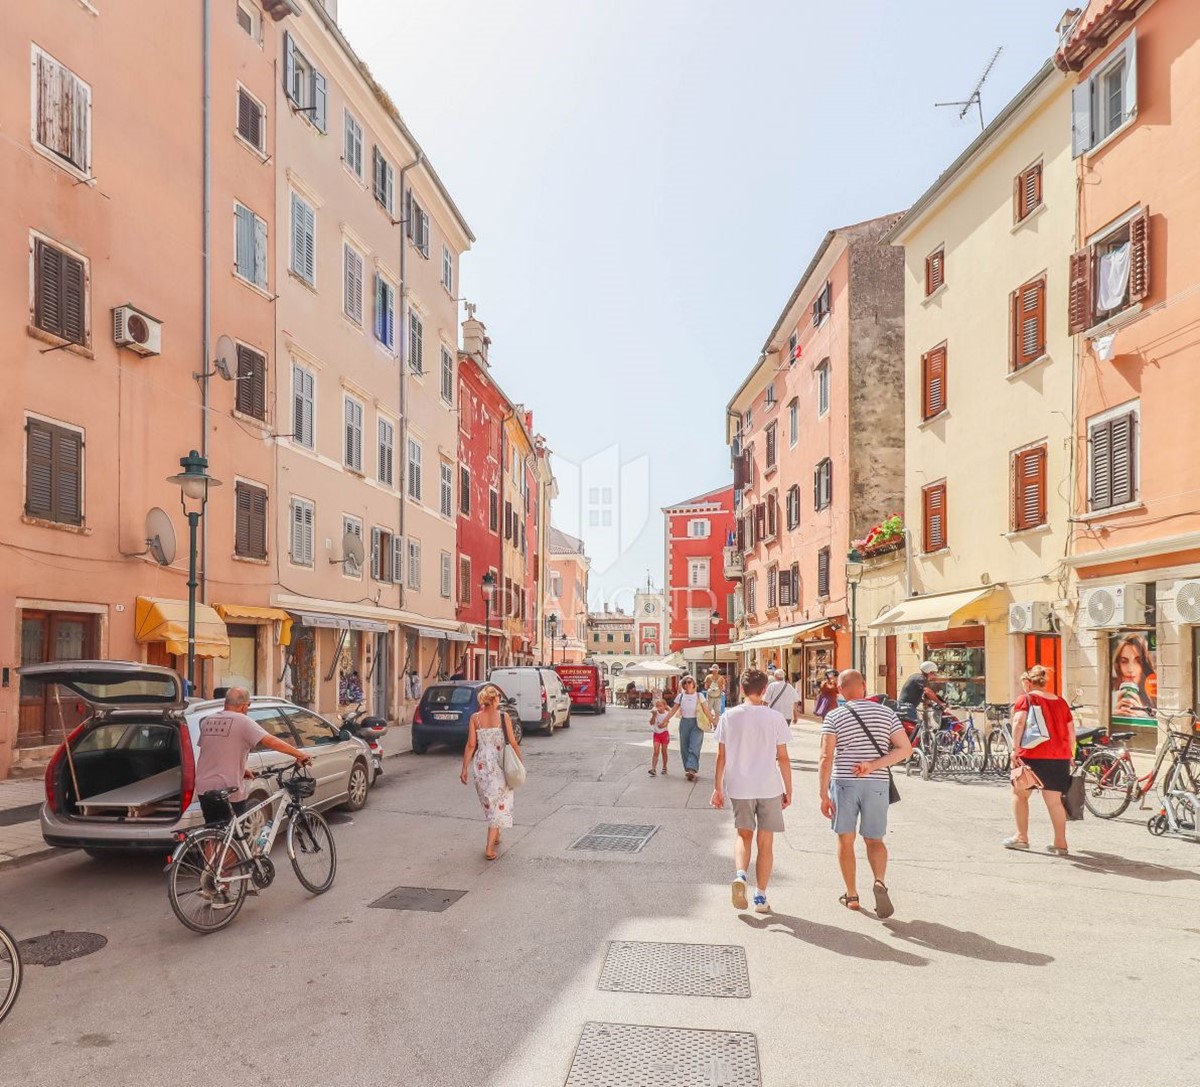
[854, 514, 905, 557]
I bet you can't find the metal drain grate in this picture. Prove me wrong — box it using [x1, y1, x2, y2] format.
[570, 824, 659, 854]
[599, 942, 750, 998]
[565, 1022, 761, 1086]
[18, 930, 107, 966]
[368, 886, 467, 912]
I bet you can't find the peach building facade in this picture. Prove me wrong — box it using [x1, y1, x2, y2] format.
[548, 530, 591, 664]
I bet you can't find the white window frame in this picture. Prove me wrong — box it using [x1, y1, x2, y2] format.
[1087, 399, 1140, 510]
[289, 497, 315, 566]
[687, 519, 710, 538]
[407, 437, 423, 502]
[788, 398, 799, 447]
[30, 45, 92, 179]
[439, 461, 453, 519]
[236, 1, 261, 41]
[235, 84, 267, 155]
[283, 32, 326, 132]
[407, 537, 422, 591]
[687, 608, 711, 640]
[377, 417, 395, 487]
[290, 191, 316, 286]
[343, 109, 363, 179]
[440, 346, 455, 404]
[816, 360, 831, 417]
[342, 515, 363, 578]
[234, 202, 268, 289]
[688, 558, 710, 589]
[343, 395, 364, 472]
[1073, 31, 1138, 157]
[373, 147, 394, 214]
[342, 242, 364, 325]
[441, 244, 454, 293]
[292, 364, 315, 450]
[408, 311, 424, 374]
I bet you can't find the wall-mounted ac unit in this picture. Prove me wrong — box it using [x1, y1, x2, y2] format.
[1008, 601, 1053, 634]
[1080, 584, 1147, 629]
[112, 304, 163, 357]
[1175, 580, 1200, 624]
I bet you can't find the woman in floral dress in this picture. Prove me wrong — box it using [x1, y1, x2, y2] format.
[460, 684, 523, 859]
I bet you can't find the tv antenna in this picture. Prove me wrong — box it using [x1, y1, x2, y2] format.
[936, 46, 1003, 132]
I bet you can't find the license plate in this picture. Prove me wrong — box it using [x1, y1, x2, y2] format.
[434, 713, 458, 722]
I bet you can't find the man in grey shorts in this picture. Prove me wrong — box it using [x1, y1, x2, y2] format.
[711, 668, 793, 915]
[818, 670, 912, 918]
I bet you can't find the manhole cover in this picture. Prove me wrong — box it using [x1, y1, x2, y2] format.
[368, 886, 466, 912]
[566, 1022, 760, 1086]
[571, 824, 659, 854]
[18, 930, 107, 967]
[599, 942, 750, 998]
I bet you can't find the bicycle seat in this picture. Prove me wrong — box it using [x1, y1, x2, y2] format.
[199, 788, 235, 802]
[1108, 731, 1135, 742]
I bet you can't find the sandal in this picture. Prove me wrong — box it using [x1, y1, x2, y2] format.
[648, 768, 657, 776]
[839, 894, 860, 911]
[484, 850, 498, 860]
[872, 880, 894, 919]
[1002, 836, 1030, 851]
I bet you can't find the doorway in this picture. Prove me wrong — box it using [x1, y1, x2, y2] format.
[371, 632, 389, 717]
[1023, 634, 1062, 695]
[18, 610, 99, 746]
[224, 625, 259, 694]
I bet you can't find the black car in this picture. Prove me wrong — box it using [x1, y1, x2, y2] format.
[411, 681, 522, 754]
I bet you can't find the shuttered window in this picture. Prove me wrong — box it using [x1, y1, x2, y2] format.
[234, 344, 266, 420]
[282, 31, 327, 132]
[767, 567, 778, 610]
[922, 482, 947, 553]
[33, 47, 91, 173]
[924, 248, 945, 295]
[234, 482, 268, 559]
[765, 423, 777, 470]
[236, 87, 265, 152]
[1011, 277, 1046, 370]
[812, 281, 832, 325]
[409, 311, 424, 373]
[343, 397, 363, 471]
[343, 244, 364, 324]
[290, 192, 316, 285]
[372, 147, 394, 213]
[1069, 208, 1150, 333]
[459, 466, 471, 515]
[1067, 248, 1092, 335]
[440, 462, 453, 518]
[406, 191, 430, 256]
[342, 517, 363, 577]
[813, 458, 832, 511]
[440, 552, 453, 599]
[370, 527, 393, 582]
[377, 418, 394, 486]
[778, 567, 792, 607]
[407, 538, 422, 590]
[25, 418, 82, 525]
[1012, 445, 1047, 531]
[786, 484, 800, 530]
[1089, 409, 1137, 511]
[489, 489, 499, 532]
[292, 365, 314, 449]
[817, 360, 831, 415]
[33, 238, 87, 345]
[407, 438, 423, 501]
[343, 111, 363, 178]
[765, 493, 778, 539]
[375, 275, 395, 350]
[817, 548, 831, 598]
[234, 203, 268, 288]
[459, 556, 472, 604]
[921, 344, 947, 419]
[289, 498, 314, 565]
[442, 245, 454, 292]
[1015, 162, 1042, 222]
[441, 347, 455, 404]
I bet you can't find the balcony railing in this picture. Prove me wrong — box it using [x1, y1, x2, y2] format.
[723, 546, 744, 580]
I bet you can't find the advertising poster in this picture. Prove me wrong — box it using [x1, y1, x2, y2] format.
[1110, 631, 1157, 726]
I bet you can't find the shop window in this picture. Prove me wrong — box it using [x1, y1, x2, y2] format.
[923, 639, 985, 708]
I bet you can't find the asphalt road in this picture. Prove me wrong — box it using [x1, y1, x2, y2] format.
[2, 707, 1199, 1086]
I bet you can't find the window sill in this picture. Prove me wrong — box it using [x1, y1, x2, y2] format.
[342, 313, 364, 333]
[341, 160, 368, 190]
[1004, 524, 1052, 540]
[763, 464, 778, 478]
[31, 142, 94, 185]
[1007, 354, 1053, 381]
[22, 515, 90, 535]
[27, 326, 93, 360]
[288, 558, 314, 569]
[1011, 202, 1047, 233]
[231, 409, 270, 430]
[918, 409, 948, 430]
[288, 269, 318, 294]
[921, 283, 947, 306]
[231, 270, 273, 300]
[1073, 501, 1144, 523]
[1082, 113, 1137, 163]
[923, 546, 951, 557]
[232, 554, 269, 566]
[1084, 304, 1144, 339]
[234, 132, 269, 162]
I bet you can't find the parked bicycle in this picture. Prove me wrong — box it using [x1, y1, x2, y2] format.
[983, 703, 1013, 776]
[166, 765, 337, 934]
[0, 924, 21, 1024]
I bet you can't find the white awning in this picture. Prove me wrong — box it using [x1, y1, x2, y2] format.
[416, 626, 471, 643]
[738, 620, 830, 651]
[290, 611, 389, 633]
[868, 587, 993, 634]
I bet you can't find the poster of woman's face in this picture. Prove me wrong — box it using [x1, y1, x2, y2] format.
[1110, 632, 1157, 724]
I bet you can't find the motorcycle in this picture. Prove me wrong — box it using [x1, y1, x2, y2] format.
[341, 702, 388, 785]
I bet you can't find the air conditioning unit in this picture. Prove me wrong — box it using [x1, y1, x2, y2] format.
[1175, 580, 1200, 624]
[1008, 601, 1053, 634]
[1080, 583, 1148, 629]
[113, 304, 163, 357]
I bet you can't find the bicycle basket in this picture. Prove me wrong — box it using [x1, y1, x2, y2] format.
[286, 773, 317, 798]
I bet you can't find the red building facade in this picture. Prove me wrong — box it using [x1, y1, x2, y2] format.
[663, 486, 737, 658]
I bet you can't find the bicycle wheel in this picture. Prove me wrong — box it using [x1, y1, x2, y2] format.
[921, 729, 937, 780]
[0, 924, 21, 1023]
[985, 729, 1011, 775]
[287, 809, 337, 894]
[1078, 750, 1135, 819]
[168, 830, 248, 934]
[1160, 763, 1200, 831]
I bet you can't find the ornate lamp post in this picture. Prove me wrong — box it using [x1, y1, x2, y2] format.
[547, 613, 559, 665]
[846, 547, 865, 672]
[481, 570, 496, 677]
[710, 610, 721, 670]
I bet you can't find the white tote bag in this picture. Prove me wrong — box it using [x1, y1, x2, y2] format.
[1020, 695, 1050, 750]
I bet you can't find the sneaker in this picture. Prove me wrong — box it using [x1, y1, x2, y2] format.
[753, 894, 771, 915]
[731, 877, 748, 910]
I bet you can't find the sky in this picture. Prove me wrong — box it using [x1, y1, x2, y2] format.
[340, 0, 1068, 611]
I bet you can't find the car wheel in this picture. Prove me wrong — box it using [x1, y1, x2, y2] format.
[343, 761, 370, 811]
[562, 710, 572, 728]
[511, 720, 523, 744]
[412, 739, 429, 754]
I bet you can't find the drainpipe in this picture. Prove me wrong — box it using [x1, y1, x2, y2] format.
[200, 0, 212, 692]
[396, 152, 423, 612]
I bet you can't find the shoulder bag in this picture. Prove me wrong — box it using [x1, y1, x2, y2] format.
[843, 705, 901, 804]
[1019, 693, 1050, 749]
[500, 713, 526, 789]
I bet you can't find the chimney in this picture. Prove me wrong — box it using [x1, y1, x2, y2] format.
[462, 315, 489, 367]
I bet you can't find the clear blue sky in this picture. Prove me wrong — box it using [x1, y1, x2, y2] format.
[342, 0, 1066, 609]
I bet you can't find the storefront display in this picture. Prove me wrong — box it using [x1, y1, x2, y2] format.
[803, 642, 835, 707]
[923, 635, 985, 708]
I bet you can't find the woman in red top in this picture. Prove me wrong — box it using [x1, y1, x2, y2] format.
[1003, 665, 1074, 856]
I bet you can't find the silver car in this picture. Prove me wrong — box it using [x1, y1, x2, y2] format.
[22, 661, 372, 857]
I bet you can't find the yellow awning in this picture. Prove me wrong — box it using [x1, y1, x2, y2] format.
[134, 597, 230, 658]
[739, 620, 830, 651]
[868, 587, 993, 634]
[212, 604, 293, 646]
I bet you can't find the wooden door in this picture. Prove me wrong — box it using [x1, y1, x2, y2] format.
[884, 636, 898, 699]
[18, 610, 98, 746]
[1023, 634, 1062, 695]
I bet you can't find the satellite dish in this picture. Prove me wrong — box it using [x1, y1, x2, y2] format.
[145, 507, 177, 566]
[213, 335, 238, 381]
[343, 531, 365, 570]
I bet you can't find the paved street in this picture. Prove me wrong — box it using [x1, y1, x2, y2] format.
[2, 707, 1199, 1086]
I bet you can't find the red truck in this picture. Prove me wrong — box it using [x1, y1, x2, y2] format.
[554, 663, 607, 714]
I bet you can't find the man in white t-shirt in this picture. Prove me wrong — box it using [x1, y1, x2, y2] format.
[764, 669, 800, 724]
[711, 668, 793, 915]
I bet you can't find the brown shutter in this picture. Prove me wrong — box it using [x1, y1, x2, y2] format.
[1068, 248, 1092, 334]
[26, 420, 83, 526]
[235, 345, 266, 419]
[1109, 411, 1136, 506]
[817, 549, 830, 597]
[61, 254, 85, 344]
[52, 425, 82, 524]
[1129, 208, 1150, 303]
[923, 483, 946, 552]
[1014, 447, 1047, 531]
[1014, 279, 1046, 369]
[34, 239, 63, 336]
[733, 451, 746, 490]
[922, 346, 946, 418]
[235, 483, 252, 556]
[754, 503, 765, 542]
[251, 486, 267, 558]
[25, 419, 55, 519]
[925, 249, 944, 295]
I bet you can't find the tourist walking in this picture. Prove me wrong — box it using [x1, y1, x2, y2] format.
[666, 675, 714, 782]
[704, 665, 726, 720]
[648, 697, 671, 775]
[1004, 665, 1075, 856]
[764, 669, 800, 724]
[711, 669, 793, 914]
[818, 669, 912, 917]
[813, 669, 840, 719]
[460, 684, 523, 860]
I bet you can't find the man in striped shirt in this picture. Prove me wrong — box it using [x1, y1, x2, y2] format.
[818, 669, 912, 918]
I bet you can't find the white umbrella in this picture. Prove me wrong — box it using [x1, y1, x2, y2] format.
[623, 660, 684, 678]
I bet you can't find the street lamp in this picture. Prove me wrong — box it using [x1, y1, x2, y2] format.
[481, 570, 496, 677]
[710, 610, 721, 669]
[846, 546, 864, 672]
[166, 450, 221, 695]
[547, 613, 559, 665]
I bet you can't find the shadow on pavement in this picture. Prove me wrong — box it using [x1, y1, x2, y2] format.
[1065, 849, 1200, 882]
[738, 912, 929, 966]
[882, 919, 1053, 965]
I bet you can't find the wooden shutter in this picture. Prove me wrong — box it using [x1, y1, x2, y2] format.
[393, 536, 404, 584]
[1109, 411, 1136, 506]
[237, 90, 262, 149]
[766, 424, 776, 468]
[235, 345, 266, 419]
[817, 549, 830, 598]
[1013, 446, 1047, 531]
[344, 246, 363, 323]
[1015, 163, 1042, 222]
[1129, 208, 1150, 303]
[1068, 248, 1092, 334]
[235, 482, 267, 559]
[283, 31, 297, 101]
[1089, 420, 1112, 509]
[34, 239, 86, 345]
[1012, 279, 1046, 369]
[921, 346, 946, 419]
[923, 483, 946, 552]
[754, 503, 765, 543]
[25, 419, 55, 520]
[733, 451, 746, 490]
[791, 562, 800, 605]
[26, 419, 83, 526]
[925, 249, 944, 295]
[1071, 81, 1093, 158]
[312, 71, 327, 132]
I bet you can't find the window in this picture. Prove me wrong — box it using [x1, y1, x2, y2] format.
[343, 396, 363, 471]
[1088, 405, 1137, 511]
[687, 519, 710, 538]
[813, 458, 832, 511]
[290, 192, 316, 285]
[817, 548, 831, 598]
[786, 484, 800, 530]
[924, 247, 945, 295]
[440, 462, 453, 518]
[442, 244, 454, 293]
[1069, 209, 1150, 333]
[459, 466, 471, 515]
[343, 243, 364, 324]
[688, 558, 710, 588]
[588, 487, 614, 528]
[233, 482, 267, 559]
[409, 311, 424, 373]
[342, 516, 362, 576]
[236, 2, 259, 38]
[407, 538, 421, 590]
[812, 280, 832, 326]
[687, 609, 711, 640]
[32, 237, 87, 346]
[234, 203, 268, 288]
[289, 498, 314, 565]
[787, 331, 799, 364]
[372, 147, 394, 214]
[370, 527, 394, 582]
[1011, 277, 1046, 369]
[406, 192, 429, 256]
[1072, 31, 1137, 156]
[765, 493, 778, 539]
[407, 438, 422, 501]
[286, 708, 341, 748]
[743, 406, 752, 434]
[921, 344, 947, 419]
[767, 566, 778, 610]
[378, 418, 394, 486]
[922, 481, 947, 552]
[765, 423, 777, 470]
[236, 87, 265, 152]
[788, 398, 799, 446]
[1015, 162, 1043, 222]
[1012, 445, 1048, 531]
[459, 556, 472, 604]
[765, 383, 777, 407]
[32, 47, 91, 175]
[283, 31, 327, 132]
[234, 344, 267, 420]
[440, 552, 453, 599]
[343, 111, 363, 178]
[746, 576, 757, 616]
[375, 274, 395, 350]
[24, 417, 82, 525]
[292, 365, 315, 449]
[816, 359, 831, 416]
[488, 489, 499, 532]
[440, 347, 454, 404]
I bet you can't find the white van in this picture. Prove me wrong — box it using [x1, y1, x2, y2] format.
[488, 667, 571, 733]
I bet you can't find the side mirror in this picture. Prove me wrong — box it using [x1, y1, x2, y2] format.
[339, 728, 353, 742]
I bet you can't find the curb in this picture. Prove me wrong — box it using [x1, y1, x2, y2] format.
[0, 842, 60, 872]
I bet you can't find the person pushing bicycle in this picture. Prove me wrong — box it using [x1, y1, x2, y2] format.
[898, 661, 945, 727]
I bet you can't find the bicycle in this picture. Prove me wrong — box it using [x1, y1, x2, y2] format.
[0, 924, 21, 1024]
[166, 765, 337, 934]
[983, 704, 1013, 776]
[1076, 708, 1200, 819]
